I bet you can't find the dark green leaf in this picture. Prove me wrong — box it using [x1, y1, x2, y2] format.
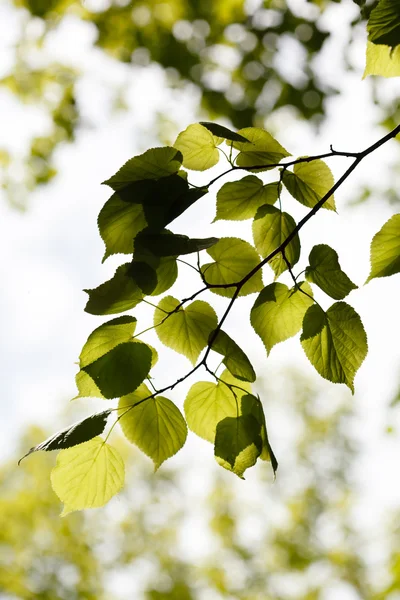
[241, 395, 278, 474]
[18, 411, 111, 464]
[136, 229, 219, 257]
[214, 415, 262, 478]
[209, 329, 256, 382]
[305, 244, 357, 299]
[128, 261, 158, 294]
[84, 264, 143, 315]
[199, 121, 250, 143]
[82, 342, 152, 398]
[165, 187, 208, 224]
[368, 0, 400, 49]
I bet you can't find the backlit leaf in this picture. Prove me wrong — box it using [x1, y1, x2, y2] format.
[363, 41, 400, 77]
[51, 437, 124, 515]
[19, 411, 111, 463]
[201, 237, 263, 297]
[103, 147, 183, 190]
[252, 205, 300, 278]
[241, 394, 278, 473]
[79, 316, 137, 368]
[301, 302, 368, 393]
[368, 0, 400, 49]
[366, 213, 400, 282]
[282, 159, 336, 210]
[184, 369, 251, 442]
[174, 123, 221, 171]
[215, 176, 279, 221]
[305, 244, 357, 299]
[84, 264, 143, 315]
[150, 256, 179, 296]
[98, 193, 147, 261]
[154, 296, 218, 364]
[82, 342, 152, 398]
[233, 127, 291, 170]
[199, 121, 250, 143]
[214, 415, 262, 478]
[209, 329, 256, 382]
[119, 384, 187, 469]
[74, 370, 104, 400]
[251, 282, 314, 354]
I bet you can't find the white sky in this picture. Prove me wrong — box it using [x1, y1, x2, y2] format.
[1, 1, 400, 583]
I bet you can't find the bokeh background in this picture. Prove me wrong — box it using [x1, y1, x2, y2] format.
[1, 0, 400, 598]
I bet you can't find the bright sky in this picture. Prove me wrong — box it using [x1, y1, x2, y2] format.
[1, 2, 400, 590]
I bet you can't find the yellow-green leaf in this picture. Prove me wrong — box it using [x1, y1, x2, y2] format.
[366, 213, 400, 282]
[201, 237, 263, 297]
[119, 384, 187, 470]
[154, 296, 218, 364]
[174, 123, 221, 171]
[301, 302, 368, 393]
[51, 437, 125, 515]
[363, 41, 400, 78]
[215, 176, 279, 221]
[79, 316, 137, 368]
[252, 205, 300, 278]
[251, 282, 314, 354]
[184, 369, 251, 443]
[233, 127, 291, 170]
[74, 370, 104, 400]
[282, 159, 336, 210]
[209, 329, 256, 382]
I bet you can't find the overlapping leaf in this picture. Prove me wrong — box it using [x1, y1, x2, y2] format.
[368, 0, 400, 49]
[209, 329, 256, 382]
[233, 127, 291, 170]
[305, 244, 357, 299]
[184, 369, 251, 442]
[199, 121, 250, 143]
[214, 415, 262, 478]
[174, 123, 221, 171]
[103, 147, 182, 190]
[252, 205, 300, 278]
[241, 394, 278, 473]
[79, 316, 137, 368]
[215, 176, 279, 221]
[98, 193, 147, 261]
[119, 384, 187, 469]
[84, 264, 143, 315]
[201, 237, 263, 297]
[282, 159, 336, 210]
[366, 213, 400, 282]
[301, 302, 368, 393]
[251, 282, 314, 354]
[154, 296, 218, 364]
[136, 229, 218, 257]
[19, 411, 111, 463]
[51, 437, 124, 515]
[82, 341, 152, 399]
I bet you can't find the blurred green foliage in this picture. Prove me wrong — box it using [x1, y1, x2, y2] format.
[2, 371, 399, 599]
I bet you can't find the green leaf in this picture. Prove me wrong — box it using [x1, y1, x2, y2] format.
[301, 302, 368, 393]
[184, 369, 251, 443]
[363, 41, 400, 78]
[84, 264, 143, 316]
[305, 244, 357, 299]
[215, 176, 279, 221]
[103, 147, 183, 190]
[79, 316, 137, 368]
[241, 394, 278, 473]
[174, 123, 221, 171]
[281, 159, 336, 210]
[82, 342, 152, 399]
[154, 296, 218, 364]
[368, 0, 400, 49]
[119, 384, 187, 470]
[150, 256, 179, 296]
[98, 193, 147, 261]
[251, 281, 314, 355]
[136, 229, 219, 257]
[214, 415, 262, 479]
[201, 237, 263, 297]
[51, 437, 124, 515]
[199, 121, 250, 143]
[233, 127, 291, 170]
[366, 213, 400, 282]
[252, 205, 300, 278]
[74, 370, 104, 400]
[209, 329, 256, 382]
[165, 187, 208, 224]
[19, 411, 111, 463]
[140, 173, 189, 231]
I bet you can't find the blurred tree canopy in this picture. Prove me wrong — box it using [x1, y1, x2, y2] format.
[3, 371, 400, 599]
[1, 0, 390, 206]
